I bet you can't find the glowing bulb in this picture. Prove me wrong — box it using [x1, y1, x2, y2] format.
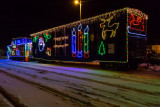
[74, 0, 79, 4]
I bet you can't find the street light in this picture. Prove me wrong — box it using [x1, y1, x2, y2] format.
[74, 0, 79, 4]
[74, 0, 82, 20]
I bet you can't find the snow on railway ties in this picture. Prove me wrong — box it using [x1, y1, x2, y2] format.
[0, 70, 94, 107]
[1, 62, 160, 96]
[0, 61, 160, 106]
[4, 60, 160, 87]
[0, 90, 15, 107]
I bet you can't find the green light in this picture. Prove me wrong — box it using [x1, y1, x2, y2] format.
[98, 41, 106, 56]
[84, 34, 89, 53]
[33, 36, 39, 43]
[44, 34, 52, 42]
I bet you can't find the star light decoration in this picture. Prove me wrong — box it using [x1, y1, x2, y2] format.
[30, 7, 148, 37]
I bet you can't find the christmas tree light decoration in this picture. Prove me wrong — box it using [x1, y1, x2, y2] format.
[71, 27, 77, 57]
[84, 25, 89, 58]
[128, 14, 144, 31]
[98, 41, 106, 56]
[46, 47, 51, 56]
[38, 37, 45, 52]
[100, 16, 119, 40]
[44, 33, 52, 42]
[77, 24, 83, 58]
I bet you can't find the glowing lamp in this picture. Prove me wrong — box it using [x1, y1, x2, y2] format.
[74, 0, 79, 4]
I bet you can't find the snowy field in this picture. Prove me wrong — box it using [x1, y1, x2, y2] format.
[0, 59, 160, 107]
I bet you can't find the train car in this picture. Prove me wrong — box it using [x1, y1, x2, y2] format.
[7, 37, 32, 61]
[30, 7, 148, 69]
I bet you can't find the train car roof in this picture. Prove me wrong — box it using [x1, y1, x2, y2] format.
[30, 7, 148, 37]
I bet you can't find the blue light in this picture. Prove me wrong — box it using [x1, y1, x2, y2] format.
[16, 50, 20, 56]
[17, 40, 21, 44]
[38, 37, 45, 52]
[128, 35, 146, 38]
[77, 51, 83, 58]
[78, 23, 82, 31]
[7, 51, 10, 60]
[128, 26, 146, 37]
[84, 25, 89, 34]
[71, 27, 76, 57]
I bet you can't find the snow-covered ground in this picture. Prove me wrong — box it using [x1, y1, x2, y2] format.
[0, 93, 13, 107]
[0, 59, 160, 107]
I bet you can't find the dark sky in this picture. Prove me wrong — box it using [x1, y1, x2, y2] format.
[0, 0, 160, 50]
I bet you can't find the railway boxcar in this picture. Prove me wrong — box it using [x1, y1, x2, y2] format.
[7, 37, 32, 61]
[30, 7, 148, 69]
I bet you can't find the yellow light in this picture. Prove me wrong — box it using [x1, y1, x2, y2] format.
[74, 0, 79, 4]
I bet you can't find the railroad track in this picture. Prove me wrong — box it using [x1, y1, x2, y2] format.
[1, 61, 160, 96]
[4, 60, 160, 87]
[0, 61, 160, 106]
[0, 87, 25, 107]
[0, 69, 95, 107]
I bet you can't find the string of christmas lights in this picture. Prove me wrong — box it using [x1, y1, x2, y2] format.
[30, 7, 148, 37]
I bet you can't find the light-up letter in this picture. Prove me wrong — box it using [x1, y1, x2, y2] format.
[77, 24, 83, 58]
[72, 27, 76, 57]
[84, 25, 89, 58]
[100, 16, 119, 40]
[38, 37, 45, 52]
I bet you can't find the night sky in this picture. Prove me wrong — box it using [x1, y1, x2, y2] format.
[0, 0, 160, 50]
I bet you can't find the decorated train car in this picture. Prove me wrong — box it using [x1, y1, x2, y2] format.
[7, 37, 32, 61]
[10, 7, 147, 69]
[30, 7, 148, 69]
